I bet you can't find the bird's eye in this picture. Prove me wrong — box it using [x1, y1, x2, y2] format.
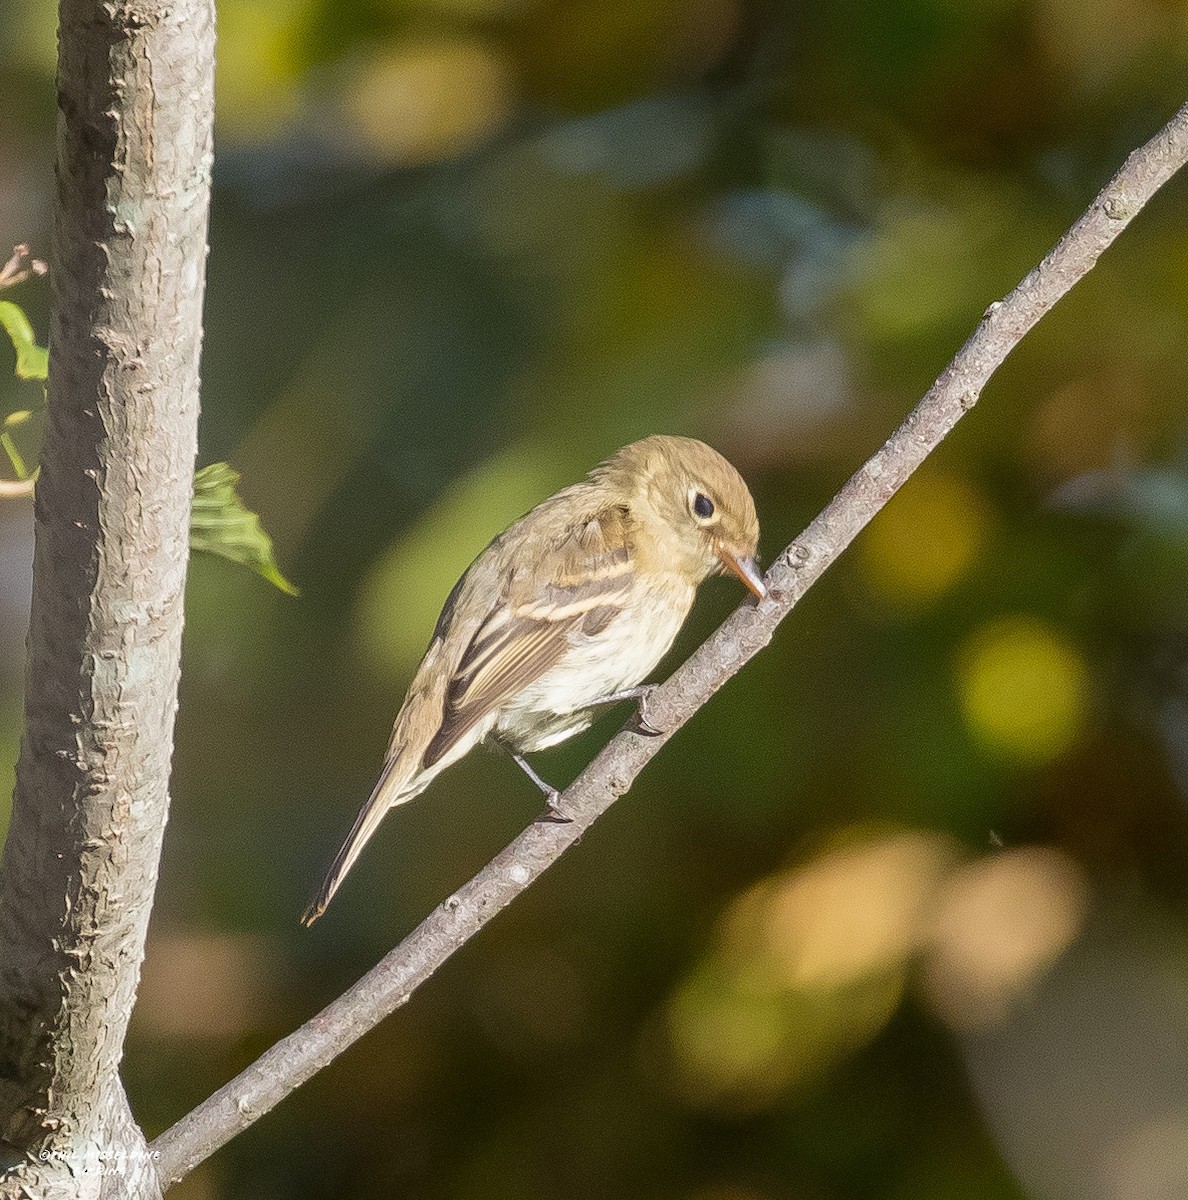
[692, 493, 715, 520]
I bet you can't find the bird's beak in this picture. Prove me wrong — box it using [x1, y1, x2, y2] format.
[718, 549, 767, 599]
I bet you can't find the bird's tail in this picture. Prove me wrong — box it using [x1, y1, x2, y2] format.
[301, 759, 413, 926]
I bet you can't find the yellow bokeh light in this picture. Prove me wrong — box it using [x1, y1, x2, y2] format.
[665, 828, 959, 1112]
[860, 470, 991, 607]
[216, 0, 311, 135]
[346, 40, 513, 166]
[921, 846, 1090, 1030]
[957, 616, 1090, 762]
[666, 971, 796, 1110]
[759, 831, 959, 990]
[664, 964, 904, 1113]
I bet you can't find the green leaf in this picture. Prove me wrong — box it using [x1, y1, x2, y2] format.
[190, 462, 299, 596]
[0, 301, 49, 380]
[0, 432, 30, 481]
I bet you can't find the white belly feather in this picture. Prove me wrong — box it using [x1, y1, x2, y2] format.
[494, 576, 694, 753]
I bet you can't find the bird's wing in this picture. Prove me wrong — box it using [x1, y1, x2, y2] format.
[421, 504, 635, 768]
[303, 503, 635, 925]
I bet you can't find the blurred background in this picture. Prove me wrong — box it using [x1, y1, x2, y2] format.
[3, 1, 1188, 1197]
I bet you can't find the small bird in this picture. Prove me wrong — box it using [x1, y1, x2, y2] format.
[301, 435, 764, 925]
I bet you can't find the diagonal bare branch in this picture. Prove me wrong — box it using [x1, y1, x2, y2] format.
[150, 98, 1188, 1190]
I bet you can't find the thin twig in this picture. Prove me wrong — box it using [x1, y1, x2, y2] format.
[150, 98, 1188, 1189]
[0, 244, 47, 291]
[0, 476, 35, 499]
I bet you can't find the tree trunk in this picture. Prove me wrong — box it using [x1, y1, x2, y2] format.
[0, 1, 215, 1196]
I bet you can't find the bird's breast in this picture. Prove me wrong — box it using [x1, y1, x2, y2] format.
[495, 575, 695, 753]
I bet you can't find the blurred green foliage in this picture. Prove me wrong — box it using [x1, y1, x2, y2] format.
[3, 0, 1188, 1197]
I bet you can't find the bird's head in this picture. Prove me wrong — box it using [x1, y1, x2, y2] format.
[598, 435, 765, 598]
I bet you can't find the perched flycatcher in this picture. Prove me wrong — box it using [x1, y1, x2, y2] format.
[302, 435, 764, 924]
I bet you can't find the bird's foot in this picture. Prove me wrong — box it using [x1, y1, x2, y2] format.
[540, 792, 574, 824]
[633, 685, 664, 736]
[587, 684, 664, 736]
[512, 752, 574, 823]
[588, 685, 651, 708]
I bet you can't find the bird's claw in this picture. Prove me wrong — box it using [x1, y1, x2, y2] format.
[585, 683, 665, 736]
[539, 792, 573, 823]
[632, 684, 664, 736]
